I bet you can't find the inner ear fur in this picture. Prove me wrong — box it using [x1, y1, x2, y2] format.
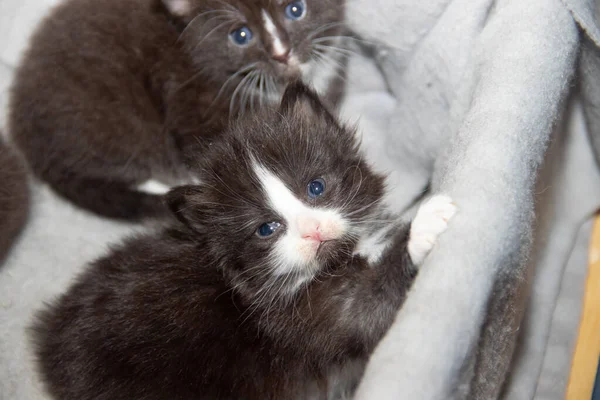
[165, 185, 206, 232]
[279, 81, 340, 126]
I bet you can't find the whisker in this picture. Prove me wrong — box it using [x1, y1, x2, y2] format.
[313, 43, 358, 58]
[203, 164, 262, 207]
[306, 22, 347, 41]
[260, 271, 293, 330]
[240, 273, 282, 326]
[176, 9, 234, 42]
[211, 0, 239, 13]
[229, 71, 257, 115]
[249, 72, 261, 113]
[209, 62, 259, 111]
[312, 35, 353, 44]
[319, 34, 405, 50]
[338, 166, 363, 211]
[314, 49, 346, 70]
[239, 70, 260, 115]
[267, 74, 279, 103]
[350, 218, 395, 224]
[345, 199, 383, 217]
[173, 65, 213, 93]
[194, 19, 237, 50]
[215, 269, 265, 301]
[258, 71, 266, 107]
[311, 51, 348, 83]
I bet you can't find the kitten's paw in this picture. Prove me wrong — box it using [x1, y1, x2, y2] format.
[408, 195, 457, 266]
[136, 179, 172, 195]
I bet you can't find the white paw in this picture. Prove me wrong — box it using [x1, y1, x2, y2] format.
[136, 179, 172, 195]
[408, 195, 457, 266]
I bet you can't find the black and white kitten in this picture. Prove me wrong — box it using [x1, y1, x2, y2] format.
[9, 0, 347, 220]
[31, 83, 456, 400]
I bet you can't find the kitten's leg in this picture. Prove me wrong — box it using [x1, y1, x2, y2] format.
[312, 195, 457, 344]
[408, 195, 457, 266]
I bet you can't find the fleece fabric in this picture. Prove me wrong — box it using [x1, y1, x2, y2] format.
[1, 0, 600, 399]
[340, 0, 600, 398]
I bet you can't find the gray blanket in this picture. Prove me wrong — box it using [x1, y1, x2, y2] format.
[1, 0, 600, 398]
[342, 0, 600, 398]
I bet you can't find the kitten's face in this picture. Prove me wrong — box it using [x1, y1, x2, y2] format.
[163, 0, 345, 108]
[168, 84, 385, 297]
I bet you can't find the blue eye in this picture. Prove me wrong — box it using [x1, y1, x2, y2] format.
[230, 26, 253, 46]
[257, 221, 282, 237]
[285, 1, 306, 20]
[307, 178, 325, 198]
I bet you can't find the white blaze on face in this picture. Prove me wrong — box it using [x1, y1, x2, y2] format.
[252, 162, 347, 277]
[261, 10, 289, 60]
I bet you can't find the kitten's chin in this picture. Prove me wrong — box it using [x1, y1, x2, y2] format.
[314, 238, 355, 268]
[316, 240, 336, 257]
[271, 56, 303, 84]
[299, 61, 314, 82]
[277, 68, 302, 84]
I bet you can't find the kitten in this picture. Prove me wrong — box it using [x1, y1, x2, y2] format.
[31, 83, 456, 400]
[0, 135, 29, 263]
[9, 0, 347, 220]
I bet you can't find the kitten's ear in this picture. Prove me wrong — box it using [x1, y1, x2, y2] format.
[161, 0, 193, 17]
[166, 185, 206, 232]
[279, 81, 338, 124]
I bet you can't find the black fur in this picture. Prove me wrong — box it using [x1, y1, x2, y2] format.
[9, 0, 347, 221]
[31, 84, 416, 399]
[0, 136, 29, 263]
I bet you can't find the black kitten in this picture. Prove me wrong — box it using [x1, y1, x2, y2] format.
[31, 83, 456, 399]
[0, 135, 29, 264]
[9, 0, 347, 220]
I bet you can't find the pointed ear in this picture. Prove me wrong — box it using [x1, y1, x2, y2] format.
[166, 185, 206, 232]
[161, 0, 193, 17]
[279, 81, 339, 124]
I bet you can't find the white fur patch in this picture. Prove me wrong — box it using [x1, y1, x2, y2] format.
[189, 176, 201, 185]
[261, 10, 288, 59]
[164, 0, 191, 16]
[354, 225, 395, 265]
[300, 49, 340, 97]
[252, 162, 347, 277]
[407, 195, 457, 266]
[136, 180, 172, 195]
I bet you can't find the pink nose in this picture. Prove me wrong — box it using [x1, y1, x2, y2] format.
[298, 217, 323, 242]
[302, 229, 322, 242]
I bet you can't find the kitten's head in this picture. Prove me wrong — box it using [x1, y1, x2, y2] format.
[161, 0, 345, 108]
[168, 83, 385, 298]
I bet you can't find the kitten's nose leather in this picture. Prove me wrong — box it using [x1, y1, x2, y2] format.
[302, 230, 322, 242]
[299, 218, 322, 242]
[272, 48, 290, 64]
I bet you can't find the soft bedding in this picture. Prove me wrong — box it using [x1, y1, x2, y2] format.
[1, 0, 600, 399]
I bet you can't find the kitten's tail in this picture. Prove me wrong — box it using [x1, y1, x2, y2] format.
[44, 171, 169, 221]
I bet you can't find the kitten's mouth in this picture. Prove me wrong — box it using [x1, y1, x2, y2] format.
[232, 67, 301, 93]
[313, 236, 357, 266]
[315, 240, 337, 258]
[226, 70, 283, 108]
